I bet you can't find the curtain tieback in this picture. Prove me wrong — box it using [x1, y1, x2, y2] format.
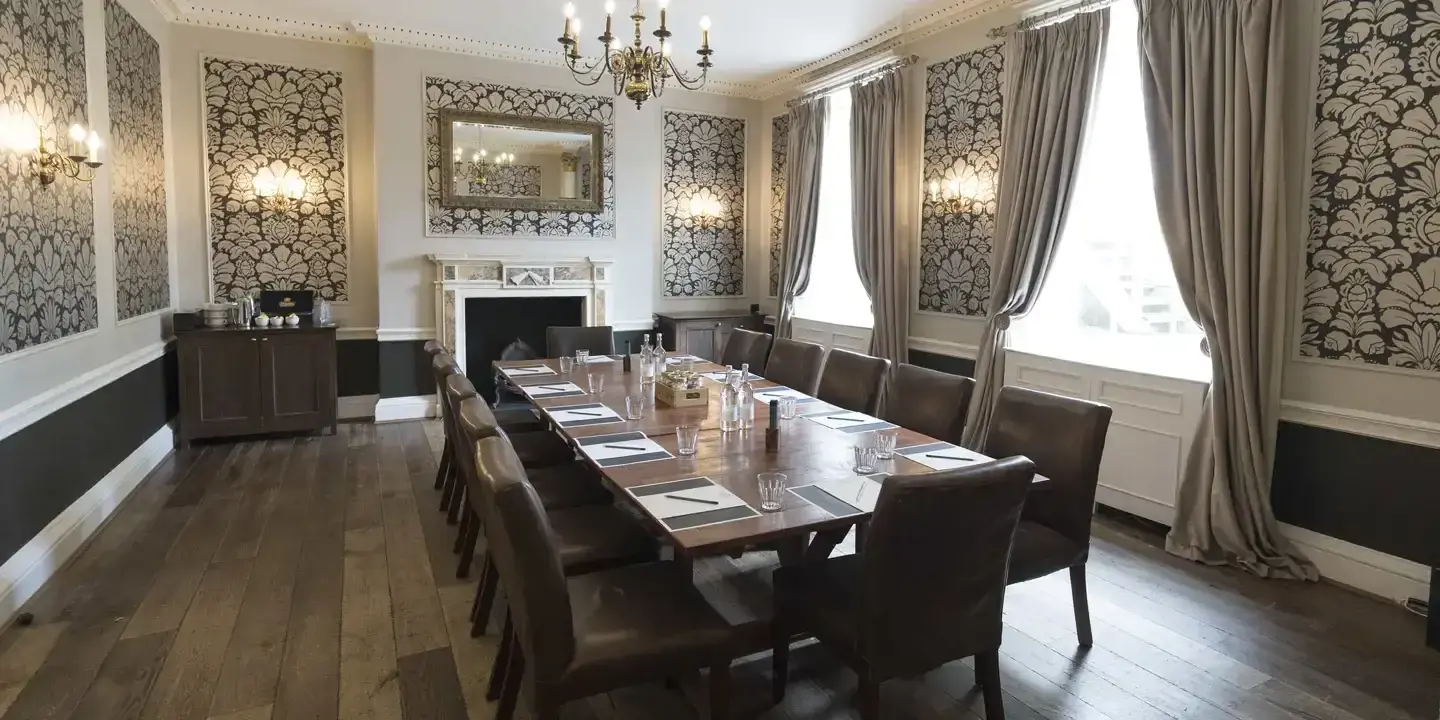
[1199, 336, 1210, 358]
[993, 314, 1011, 331]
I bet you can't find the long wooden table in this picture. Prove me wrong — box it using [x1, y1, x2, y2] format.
[496, 355, 1030, 562]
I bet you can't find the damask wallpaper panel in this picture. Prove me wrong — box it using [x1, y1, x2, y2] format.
[918, 44, 1003, 317]
[0, 0, 98, 357]
[1303, 0, 1440, 371]
[662, 110, 746, 298]
[452, 161, 543, 197]
[107, 0, 169, 320]
[424, 76, 615, 237]
[769, 113, 789, 298]
[203, 57, 349, 302]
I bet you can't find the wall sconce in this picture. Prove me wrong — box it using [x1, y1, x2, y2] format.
[253, 161, 305, 212]
[688, 192, 723, 228]
[927, 165, 990, 215]
[0, 108, 103, 186]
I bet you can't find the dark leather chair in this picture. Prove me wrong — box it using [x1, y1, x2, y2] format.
[475, 435, 750, 720]
[546, 325, 616, 358]
[816, 349, 891, 415]
[982, 385, 1112, 647]
[771, 457, 1036, 720]
[765, 337, 827, 395]
[719, 328, 773, 375]
[883, 363, 976, 444]
[430, 353, 465, 503]
[457, 400, 648, 632]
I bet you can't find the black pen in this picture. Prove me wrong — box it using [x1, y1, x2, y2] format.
[665, 494, 719, 505]
[534, 384, 569, 391]
[606, 444, 648, 451]
[563, 411, 603, 417]
[926, 454, 974, 462]
[827, 415, 865, 423]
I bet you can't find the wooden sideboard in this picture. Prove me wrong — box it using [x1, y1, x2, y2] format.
[653, 310, 764, 362]
[177, 324, 338, 446]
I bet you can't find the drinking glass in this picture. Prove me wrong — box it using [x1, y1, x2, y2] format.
[852, 445, 878, 474]
[778, 396, 798, 420]
[757, 472, 787, 512]
[676, 425, 700, 456]
[873, 428, 899, 459]
[558, 356, 574, 374]
[576, 349, 591, 366]
[587, 371, 606, 394]
[625, 394, 646, 420]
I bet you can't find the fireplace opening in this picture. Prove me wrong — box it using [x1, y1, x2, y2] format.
[464, 296, 584, 402]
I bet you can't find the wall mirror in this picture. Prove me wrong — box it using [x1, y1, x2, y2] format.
[439, 109, 604, 213]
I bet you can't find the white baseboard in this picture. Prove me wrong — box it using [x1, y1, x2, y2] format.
[374, 394, 437, 422]
[338, 394, 378, 420]
[1280, 523, 1430, 604]
[0, 424, 175, 628]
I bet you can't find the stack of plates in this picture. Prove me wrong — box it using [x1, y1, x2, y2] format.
[201, 303, 231, 328]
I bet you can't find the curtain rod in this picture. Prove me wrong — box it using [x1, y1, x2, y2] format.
[786, 54, 918, 108]
[987, 0, 1118, 39]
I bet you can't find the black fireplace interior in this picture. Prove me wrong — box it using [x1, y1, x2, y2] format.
[464, 296, 584, 402]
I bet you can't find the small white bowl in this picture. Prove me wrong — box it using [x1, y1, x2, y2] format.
[269, 316, 285, 327]
[285, 315, 300, 327]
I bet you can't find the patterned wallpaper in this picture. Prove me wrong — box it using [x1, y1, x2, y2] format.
[662, 110, 746, 297]
[453, 161, 542, 197]
[769, 113, 789, 298]
[424, 76, 615, 237]
[107, 0, 168, 320]
[1303, 0, 1440, 371]
[204, 58, 349, 301]
[0, 0, 97, 356]
[918, 45, 1004, 316]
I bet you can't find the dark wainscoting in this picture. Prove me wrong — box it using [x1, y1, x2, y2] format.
[908, 348, 977, 378]
[379, 340, 432, 399]
[0, 346, 179, 567]
[336, 339, 379, 397]
[1272, 421, 1438, 567]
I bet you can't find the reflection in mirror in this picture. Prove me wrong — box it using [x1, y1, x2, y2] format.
[449, 121, 594, 201]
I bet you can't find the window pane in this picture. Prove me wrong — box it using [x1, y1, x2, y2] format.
[794, 88, 874, 329]
[1013, 2, 1207, 380]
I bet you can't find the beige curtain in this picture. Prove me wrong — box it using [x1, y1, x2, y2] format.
[962, 10, 1111, 447]
[851, 71, 909, 364]
[777, 97, 829, 338]
[1138, 0, 1315, 579]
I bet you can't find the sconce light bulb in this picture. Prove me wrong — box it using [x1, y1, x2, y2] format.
[572, 18, 582, 34]
[604, 0, 615, 14]
[611, 37, 623, 50]
[699, 15, 711, 30]
[657, 0, 669, 8]
[564, 2, 575, 18]
[662, 41, 672, 56]
[69, 124, 87, 143]
[479, 148, 488, 158]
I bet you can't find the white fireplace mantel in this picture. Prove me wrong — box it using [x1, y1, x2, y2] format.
[429, 254, 615, 374]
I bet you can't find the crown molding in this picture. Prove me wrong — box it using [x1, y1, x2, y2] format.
[155, 0, 1020, 100]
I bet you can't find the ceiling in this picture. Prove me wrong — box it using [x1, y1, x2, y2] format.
[162, 0, 1006, 95]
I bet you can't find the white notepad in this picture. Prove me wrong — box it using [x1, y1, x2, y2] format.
[896, 442, 992, 471]
[634, 483, 748, 519]
[583, 355, 615, 364]
[814, 477, 884, 513]
[806, 412, 887, 431]
[519, 382, 587, 398]
[546, 403, 623, 427]
[752, 387, 812, 401]
[500, 364, 556, 378]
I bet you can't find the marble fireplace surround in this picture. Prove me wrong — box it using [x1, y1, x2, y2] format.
[430, 254, 615, 374]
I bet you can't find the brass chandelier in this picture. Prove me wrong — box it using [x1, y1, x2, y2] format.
[558, 0, 714, 109]
[454, 147, 515, 186]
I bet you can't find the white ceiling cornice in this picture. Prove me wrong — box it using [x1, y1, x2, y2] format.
[151, 0, 1020, 100]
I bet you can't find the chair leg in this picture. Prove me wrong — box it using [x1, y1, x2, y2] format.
[472, 555, 500, 637]
[456, 509, 479, 578]
[770, 617, 789, 704]
[453, 505, 471, 554]
[445, 483, 466, 526]
[975, 650, 1005, 720]
[440, 459, 457, 512]
[1070, 564, 1094, 647]
[709, 661, 732, 720]
[856, 667, 880, 720]
[486, 613, 514, 701]
[470, 560, 489, 622]
[494, 646, 524, 720]
[434, 436, 452, 489]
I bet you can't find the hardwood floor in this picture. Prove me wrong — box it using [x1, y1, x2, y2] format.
[0, 421, 1434, 720]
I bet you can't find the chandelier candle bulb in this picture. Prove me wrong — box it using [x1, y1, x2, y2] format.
[604, 0, 614, 34]
[68, 124, 86, 158]
[700, 16, 710, 48]
[658, 0, 668, 31]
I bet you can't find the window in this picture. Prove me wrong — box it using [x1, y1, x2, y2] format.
[792, 88, 874, 329]
[1012, 1, 1208, 380]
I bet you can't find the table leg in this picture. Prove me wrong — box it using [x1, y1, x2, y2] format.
[804, 527, 851, 564]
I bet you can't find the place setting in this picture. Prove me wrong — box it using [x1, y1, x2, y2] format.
[499, 363, 557, 378]
[790, 472, 890, 517]
[543, 402, 625, 429]
[515, 380, 589, 399]
[803, 410, 897, 434]
[624, 476, 761, 531]
[895, 441, 992, 470]
[574, 431, 675, 467]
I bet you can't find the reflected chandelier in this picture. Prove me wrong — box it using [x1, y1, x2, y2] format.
[558, 0, 714, 109]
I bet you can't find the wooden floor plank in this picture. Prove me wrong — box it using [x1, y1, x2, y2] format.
[0, 623, 69, 717]
[398, 421, 469, 590]
[68, 631, 175, 720]
[213, 439, 295, 562]
[140, 559, 254, 720]
[207, 705, 272, 720]
[343, 424, 382, 532]
[270, 435, 348, 720]
[397, 648, 469, 720]
[122, 494, 244, 640]
[338, 527, 401, 720]
[206, 440, 321, 718]
[379, 426, 450, 658]
[435, 584, 500, 720]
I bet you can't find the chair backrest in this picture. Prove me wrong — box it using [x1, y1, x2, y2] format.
[423, 339, 446, 356]
[456, 395, 506, 521]
[816, 349, 891, 415]
[883, 364, 976, 445]
[474, 435, 576, 683]
[432, 354, 462, 436]
[982, 386, 1112, 547]
[719, 328, 772, 374]
[546, 326, 616, 358]
[765, 338, 827, 395]
[861, 456, 1035, 676]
